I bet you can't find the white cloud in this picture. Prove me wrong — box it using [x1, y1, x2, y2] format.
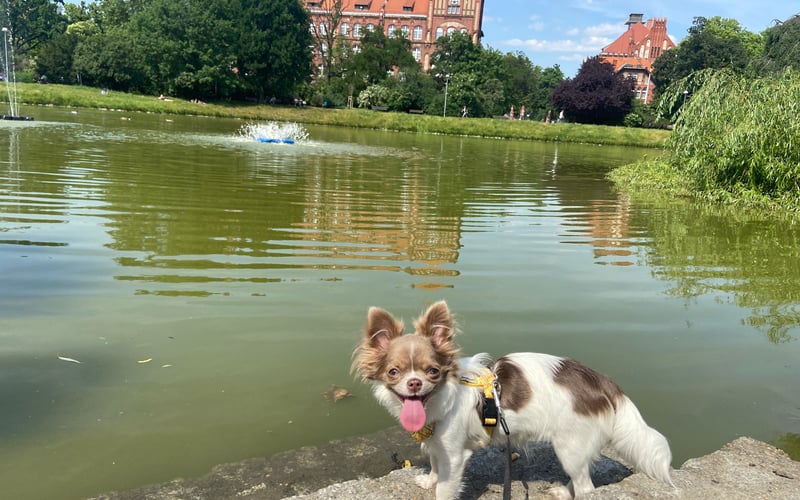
[528, 16, 546, 31]
[583, 23, 624, 37]
[505, 38, 600, 53]
[504, 21, 616, 55]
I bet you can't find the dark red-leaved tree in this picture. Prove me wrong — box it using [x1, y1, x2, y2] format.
[551, 56, 635, 125]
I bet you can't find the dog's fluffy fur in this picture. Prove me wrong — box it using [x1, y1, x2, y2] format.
[352, 301, 673, 499]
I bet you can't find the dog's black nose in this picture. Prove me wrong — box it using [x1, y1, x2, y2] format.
[407, 378, 422, 393]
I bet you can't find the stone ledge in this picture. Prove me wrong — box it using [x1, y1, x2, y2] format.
[90, 431, 799, 500]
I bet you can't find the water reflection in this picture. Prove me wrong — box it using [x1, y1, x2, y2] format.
[628, 200, 800, 343]
[1, 110, 798, 500]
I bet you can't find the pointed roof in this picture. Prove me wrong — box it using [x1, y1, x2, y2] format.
[599, 15, 675, 73]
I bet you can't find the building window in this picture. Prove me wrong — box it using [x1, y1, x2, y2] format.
[401, 25, 410, 38]
[307, 1, 322, 7]
[367, 23, 376, 32]
[447, 26, 456, 35]
[352, 45, 361, 54]
[436, 27, 443, 39]
[319, 22, 327, 35]
[354, 1, 371, 10]
[447, 0, 460, 15]
[341, 22, 349, 36]
[309, 22, 315, 33]
[388, 24, 396, 38]
[413, 25, 423, 40]
[353, 23, 362, 38]
[413, 47, 421, 61]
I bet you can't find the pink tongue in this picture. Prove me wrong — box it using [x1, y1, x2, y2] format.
[400, 398, 426, 432]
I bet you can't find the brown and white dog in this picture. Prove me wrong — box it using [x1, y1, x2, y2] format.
[352, 301, 673, 499]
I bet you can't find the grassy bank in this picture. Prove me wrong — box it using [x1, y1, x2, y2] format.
[611, 70, 800, 214]
[9, 82, 670, 148]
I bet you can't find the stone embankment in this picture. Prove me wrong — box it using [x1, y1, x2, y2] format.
[91, 428, 799, 500]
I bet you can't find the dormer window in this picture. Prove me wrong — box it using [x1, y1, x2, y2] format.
[354, 0, 371, 10]
[306, 1, 322, 7]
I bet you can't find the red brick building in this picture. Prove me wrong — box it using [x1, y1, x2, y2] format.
[306, 0, 486, 73]
[598, 13, 675, 103]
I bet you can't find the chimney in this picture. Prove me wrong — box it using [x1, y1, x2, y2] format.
[625, 13, 644, 29]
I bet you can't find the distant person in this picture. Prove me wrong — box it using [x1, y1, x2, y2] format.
[461, 106, 468, 118]
[557, 110, 565, 123]
[545, 109, 552, 123]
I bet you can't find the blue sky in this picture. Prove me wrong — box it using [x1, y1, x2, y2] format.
[481, 1, 799, 77]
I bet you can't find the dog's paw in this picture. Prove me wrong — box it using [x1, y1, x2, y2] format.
[415, 473, 437, 490]
[546, 485, 573, 500]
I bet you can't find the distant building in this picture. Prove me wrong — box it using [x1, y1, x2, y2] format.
[305, 0, 486, 73]
[598, 13, 675, 104]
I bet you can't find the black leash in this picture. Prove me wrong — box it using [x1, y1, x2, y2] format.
[493, 381, 512, 500]
[500, 413, 511, 499]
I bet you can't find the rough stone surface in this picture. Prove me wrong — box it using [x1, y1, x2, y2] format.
[90, 431, 800, 500]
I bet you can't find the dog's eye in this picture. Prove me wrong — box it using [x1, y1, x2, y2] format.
[387, 368, 399, 378]
[427, 367, 440, 376]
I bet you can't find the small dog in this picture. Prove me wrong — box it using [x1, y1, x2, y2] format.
[352, 301, 673, 499]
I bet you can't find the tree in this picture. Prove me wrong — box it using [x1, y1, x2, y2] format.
[128, 0, 238, 98]
[72, 27, 149, 91]
[652, 17, 753, 95]
[754, 14, 800, 74]
[501, 51, 538, 111]
[551, 56, 634, 124]
[308, 0, 343, 83]
[534, 65, 565, 119]
[233, 0, 313, 101]
[347, 28, 417, 86]
[429, 31, 483, 77]
[32, 32, 77, 83]
[85, 0, 147, 33]
[4, 0, 67, 62]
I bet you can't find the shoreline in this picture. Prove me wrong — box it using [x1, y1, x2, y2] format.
[89, 427, 799, 499]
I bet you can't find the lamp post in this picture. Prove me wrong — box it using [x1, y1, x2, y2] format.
[682, 89, 689, 106]
[442, 74, 450, 117]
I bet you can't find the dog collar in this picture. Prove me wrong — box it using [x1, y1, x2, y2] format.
[410, 423, 435, 442]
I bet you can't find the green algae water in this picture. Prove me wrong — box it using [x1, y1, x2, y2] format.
[1, 107, 798, 499]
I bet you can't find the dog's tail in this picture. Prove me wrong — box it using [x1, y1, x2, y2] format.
[611, 396, 674, 486]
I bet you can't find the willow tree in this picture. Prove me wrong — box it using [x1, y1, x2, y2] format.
[661, 69, 800, 197]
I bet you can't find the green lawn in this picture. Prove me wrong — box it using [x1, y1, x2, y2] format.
[9, 82, 670, 149]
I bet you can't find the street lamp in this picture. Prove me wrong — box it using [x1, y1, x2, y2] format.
[441, 74, 450, 117]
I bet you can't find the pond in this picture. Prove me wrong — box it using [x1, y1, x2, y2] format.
[1, 107, 798, 500]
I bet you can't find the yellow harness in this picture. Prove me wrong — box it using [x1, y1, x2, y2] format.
[410, 369, 499, 442]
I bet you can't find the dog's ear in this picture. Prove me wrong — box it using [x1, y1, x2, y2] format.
[364, 306, 404, 350]
[415, 301, 455, 348]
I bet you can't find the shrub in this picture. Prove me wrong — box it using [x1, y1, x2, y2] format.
[664, 69, 800, 196]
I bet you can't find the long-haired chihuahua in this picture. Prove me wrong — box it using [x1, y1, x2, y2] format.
[352, 301, 673, 499]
